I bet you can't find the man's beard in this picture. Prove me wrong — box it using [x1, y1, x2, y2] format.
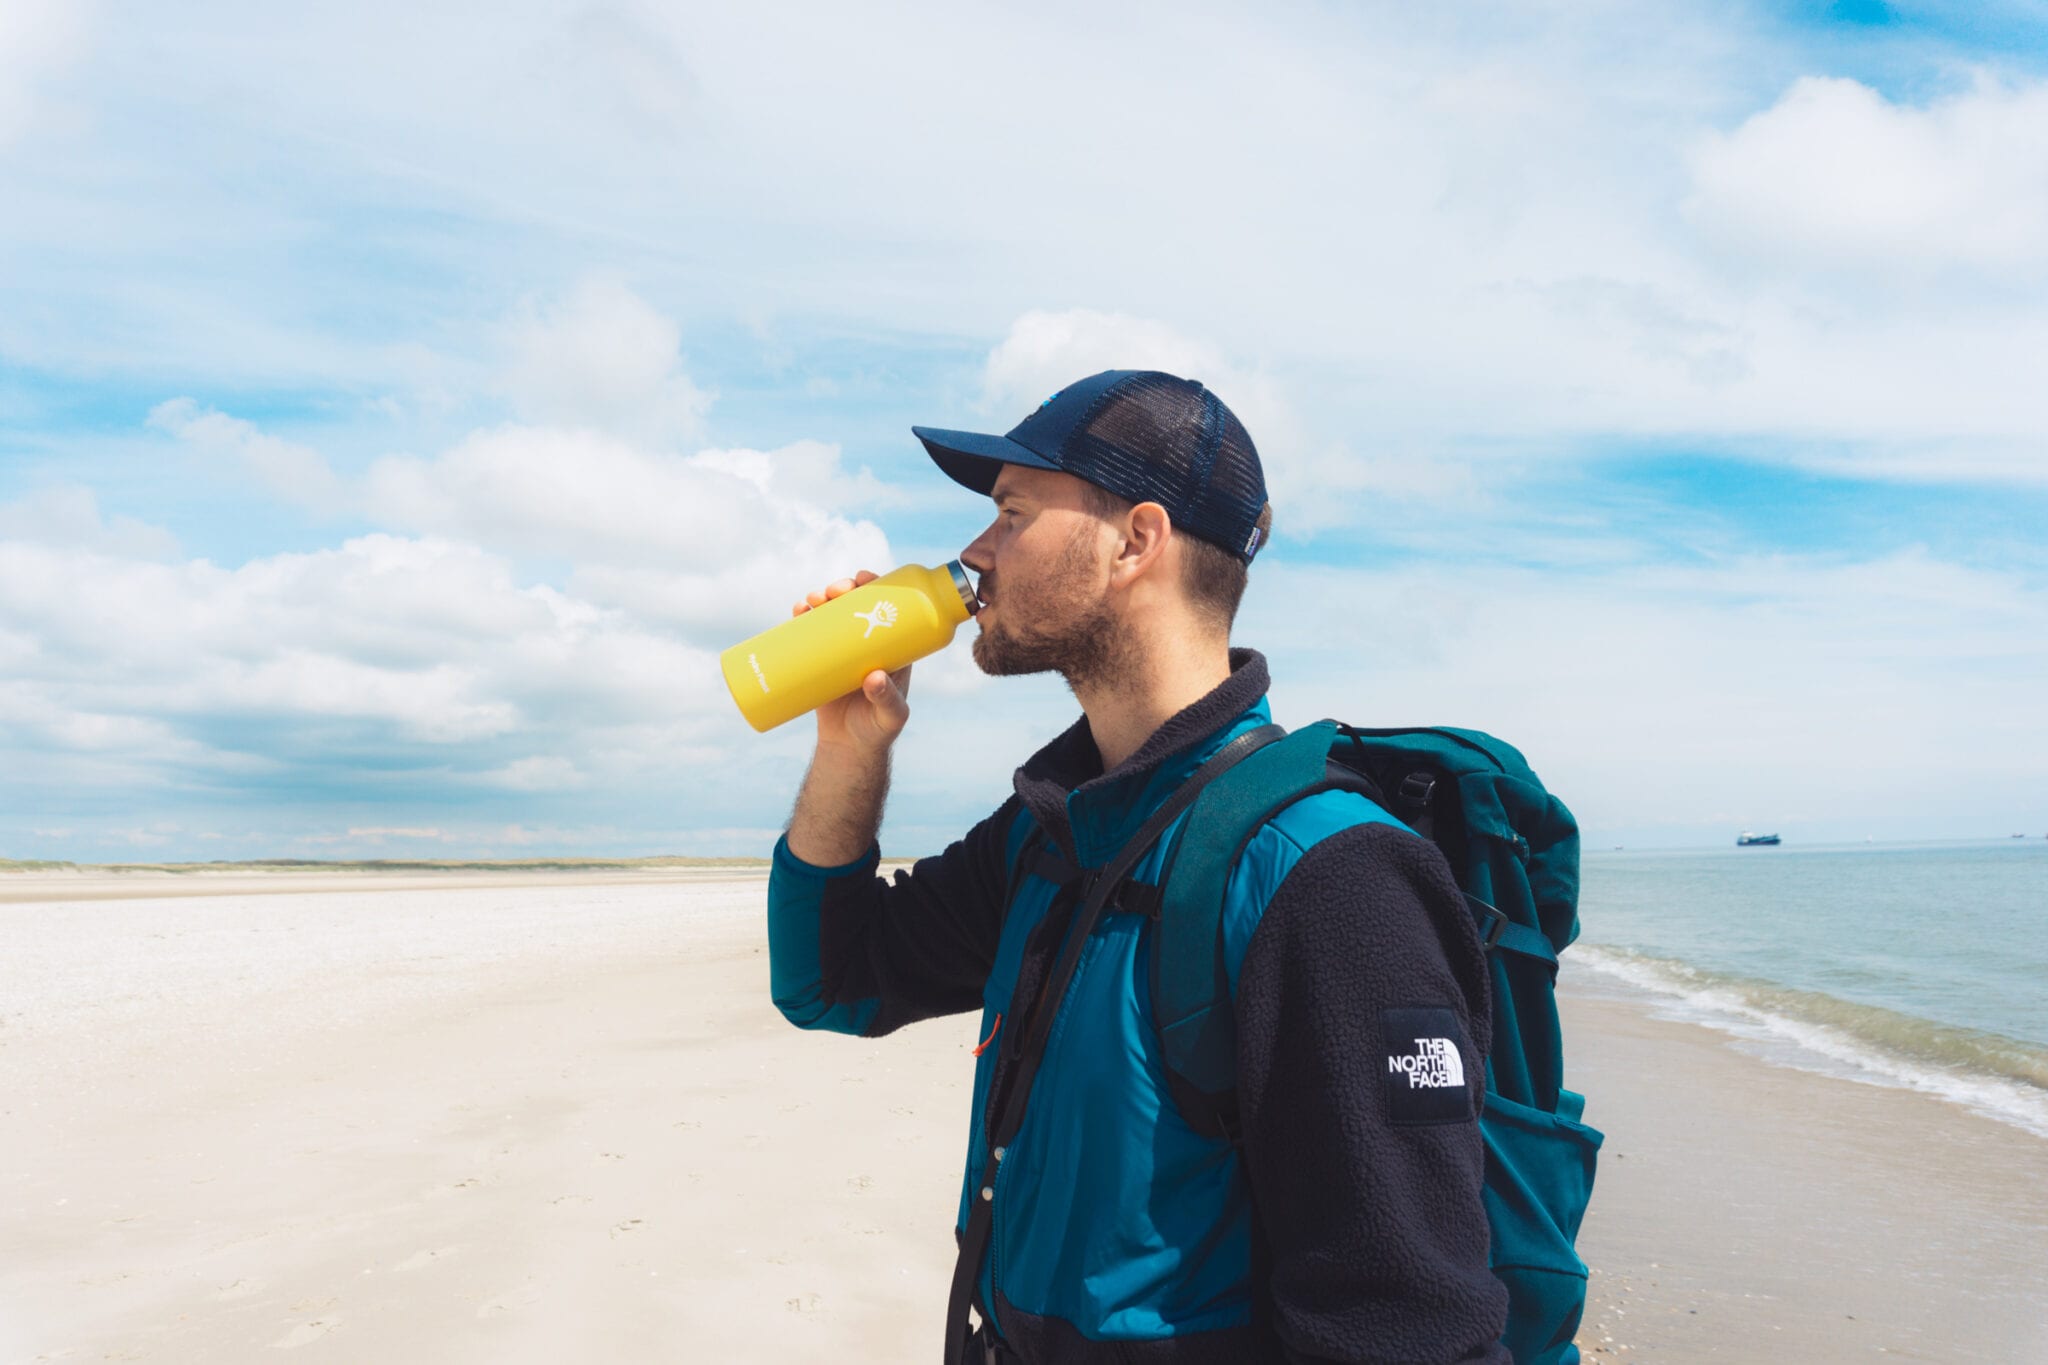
[971, 529, 1133, 693]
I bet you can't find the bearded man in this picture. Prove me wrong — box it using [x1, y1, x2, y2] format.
[767, 371, 1508, 1364]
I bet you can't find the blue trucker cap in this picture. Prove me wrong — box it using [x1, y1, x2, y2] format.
[913, 369, 1270, 563]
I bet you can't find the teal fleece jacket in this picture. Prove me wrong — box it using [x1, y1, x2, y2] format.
[767, 650, 1509, 1364]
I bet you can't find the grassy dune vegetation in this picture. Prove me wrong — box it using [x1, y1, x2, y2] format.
[0, 856, 771, 875]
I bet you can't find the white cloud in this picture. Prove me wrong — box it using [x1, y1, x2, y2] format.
[148, 398, 345, 512]
[693, 439, 904, 511]
[14, 6, 2048, 493]
[4, 561, 399, 745]
[0, 516, 741, 779]
[369, 424, 894, 639]
[981, 311, 1243, 416]
[1689, 75, 2048, 276]
[1, 264, 932, 850]
[0, 485, 177, 559]
[500, 276, 711, 445]
[207, 650, 520, 743]
[0, 681, 259, 771]
[11, 10, 2048, 857]
[347, 826, 448, 840]
[0, 378, 912, 850]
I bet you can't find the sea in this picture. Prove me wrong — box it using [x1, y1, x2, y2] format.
[1571, 838, 2048, 1140]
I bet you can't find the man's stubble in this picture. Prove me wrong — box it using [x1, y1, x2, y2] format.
[971, 520, 1137, 695]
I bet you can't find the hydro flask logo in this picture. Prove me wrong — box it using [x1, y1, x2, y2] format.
[852, 600, 899, 639]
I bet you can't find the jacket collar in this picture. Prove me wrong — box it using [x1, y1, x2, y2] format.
[1011, 648, 1272, 868]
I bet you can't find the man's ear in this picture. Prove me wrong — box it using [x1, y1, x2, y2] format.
[1110, 500, 1173, 588]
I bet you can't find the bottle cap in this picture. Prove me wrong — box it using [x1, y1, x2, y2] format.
[946, 561, 980, 616]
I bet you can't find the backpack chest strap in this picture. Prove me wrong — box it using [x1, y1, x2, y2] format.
[1027, 846, 1163, 918]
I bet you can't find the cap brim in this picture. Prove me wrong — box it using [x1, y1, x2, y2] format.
[912, 425, 1061, 496]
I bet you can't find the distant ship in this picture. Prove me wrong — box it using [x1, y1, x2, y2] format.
[1737, 831, 1782, 847]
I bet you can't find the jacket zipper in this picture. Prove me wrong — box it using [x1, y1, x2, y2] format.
[987, 928, 1103, 1338]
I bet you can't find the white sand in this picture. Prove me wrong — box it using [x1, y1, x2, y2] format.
[4, 872, 2044, 1363]
[1, 872, 973, 1363]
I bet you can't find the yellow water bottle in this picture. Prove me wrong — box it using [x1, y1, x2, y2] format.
[720, 562, 980, 732]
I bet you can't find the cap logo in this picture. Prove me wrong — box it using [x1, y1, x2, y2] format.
[1244, 526, 1264, 557]
[1040, 390, 1062, 409]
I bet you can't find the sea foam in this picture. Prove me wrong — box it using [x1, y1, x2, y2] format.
[1573, 943, 2048, 1141]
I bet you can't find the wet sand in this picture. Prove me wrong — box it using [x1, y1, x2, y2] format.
[1565, 968, 2048, 1361]
[2, 872, 2042, 1362]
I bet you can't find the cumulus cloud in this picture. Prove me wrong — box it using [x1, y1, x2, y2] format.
[368, 425, 894, 639]
[1, 330, 910, 855]
[1689, 75, 2048, 277]
[16, 5, 2048, 496]
[500, 276, 711, 445]
[12, 13, 2048, 857]
[149, 398, 346, 512]
[0, 531, 593, 748]
[0, 485, 177, 559]
[981, 310, 1247, 416]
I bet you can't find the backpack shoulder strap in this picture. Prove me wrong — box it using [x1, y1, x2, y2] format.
[943, 722, 1284, 1365]
[1152, 719, 1358, 1140]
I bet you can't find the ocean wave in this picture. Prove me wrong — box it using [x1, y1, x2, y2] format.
[1572, 943, 2048, 1140]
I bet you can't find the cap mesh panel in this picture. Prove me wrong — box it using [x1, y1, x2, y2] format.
[1061, 374, 1268, 561]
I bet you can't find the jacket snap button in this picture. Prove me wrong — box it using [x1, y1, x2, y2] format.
[993, 1147, 1006, 1162]
[980, 1186, 994, 1201]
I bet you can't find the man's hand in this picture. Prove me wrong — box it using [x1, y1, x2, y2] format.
[785, 571, 908, 867]
[793, 571, 913, 758]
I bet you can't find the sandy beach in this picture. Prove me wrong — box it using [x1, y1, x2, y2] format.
[3, 870, 2044, 1363]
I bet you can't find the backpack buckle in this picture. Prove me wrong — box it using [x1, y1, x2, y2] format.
[1397, 771, 1437, 810]
[1114, 881, 1163, 919]
[1465, 893, 1508, 950]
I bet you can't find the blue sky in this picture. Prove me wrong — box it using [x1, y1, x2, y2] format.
[3, 0, 2046, 859]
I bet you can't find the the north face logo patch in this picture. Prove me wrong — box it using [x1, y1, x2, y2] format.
[1389, 1035, 1465, 1089]
[1381, 1007, 1475, 1126]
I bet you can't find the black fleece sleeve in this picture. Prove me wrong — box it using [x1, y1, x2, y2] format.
[1236, 822, 1510, 1365]
[768, 793, 1021, 1038]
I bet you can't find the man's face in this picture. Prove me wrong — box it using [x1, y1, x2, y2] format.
[957, 466, 1126, 686]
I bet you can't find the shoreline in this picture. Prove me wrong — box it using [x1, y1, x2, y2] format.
[0, 863, 915, 906]
[1571, 944, 2048, 1143]
[3, 874, 2043, 1361]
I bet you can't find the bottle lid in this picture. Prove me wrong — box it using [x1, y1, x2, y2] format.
[946, 561, 980, 616]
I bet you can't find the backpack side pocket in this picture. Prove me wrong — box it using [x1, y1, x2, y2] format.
[1480, 1090, 1603, 1365]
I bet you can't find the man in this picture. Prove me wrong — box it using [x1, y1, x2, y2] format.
[767, 371, 1508, 1363]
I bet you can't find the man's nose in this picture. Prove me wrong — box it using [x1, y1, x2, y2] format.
[959, 525, 997, 575]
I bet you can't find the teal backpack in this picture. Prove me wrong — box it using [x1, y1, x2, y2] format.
[1152, 720, 1603, 1365]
